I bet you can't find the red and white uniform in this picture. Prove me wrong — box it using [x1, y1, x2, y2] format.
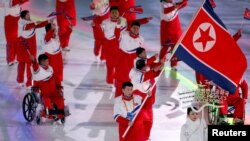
[160, 0, 187, 67]
[41, 29, 63, 82]
[133, 56, 157, 69]
[31, 61, 64, 119]
[114, 94, 145, 141]
[109, 0, 136, 20]
[129, 67, 160, 140]
[56, 0, 76, 49]
[114, 31, 144, 97]
[100, 17, 127, 84]
[4, 0, 28, 64]
[220, 80, 248, 119]
[91, 0, 110, 60]
[17, 18, 48, 87]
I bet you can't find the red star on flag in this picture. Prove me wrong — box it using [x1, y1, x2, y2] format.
[195, 26, 215, 51]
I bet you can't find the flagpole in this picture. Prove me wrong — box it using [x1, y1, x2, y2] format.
[240, 18, 244, 29]
[122, 0, 209, 138]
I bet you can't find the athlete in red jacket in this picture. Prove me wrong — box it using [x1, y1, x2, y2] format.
[41, 23, 63, 82]
[130, 59, 163, 140]
[90, 0, 110, 62]
[114, 82, 146, 141]
[30, 54, 65, 121]
[4, 0, 29, 65]
[160, 0, 187, 69]
[56, 0, 76, 51]
[17, 10, 49, 88]
[109, 0, 136, 20]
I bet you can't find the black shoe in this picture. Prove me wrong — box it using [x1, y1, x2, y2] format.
[234, 120, 244, 125]
[220, 121, 229, 125]
[36, 116, 41, 125]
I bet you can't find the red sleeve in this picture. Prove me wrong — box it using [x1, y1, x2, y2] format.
[176, 0, 188, 10]
[133, 90, 147, 99]
[20, 0, 29, 5]
[35, 21, 49, 28]
[116, 116, 129, 126]
[143, 70, 157, 81]
[240, 80, 248, 99]
[146, 56, 156, 66]
[31, 60, 39, 72]
[12, 0, 28, 6]
[24, 23, 36, 30]
[44, 30, 54, 42]
[164, 6, 176, 14]
[135, 18, 150, 25]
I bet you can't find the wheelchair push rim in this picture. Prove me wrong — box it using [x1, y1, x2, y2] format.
[208, 104, 218, 125]
[22, 93, 37, 122]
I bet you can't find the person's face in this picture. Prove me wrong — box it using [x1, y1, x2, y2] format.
[130, 25, 140, 35]
[41, 59, 49, 67]
[139, 51, 147, 59]
[51, 22, 57, 30]
[188, 111, 199, 121]
[25, 13, 31, 20]
[110, 10, 119, 19]
[122, 86, 133, 97]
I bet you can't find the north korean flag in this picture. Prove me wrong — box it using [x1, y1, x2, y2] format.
[174, 0, 247, 93]
[244, 8, 250, 20]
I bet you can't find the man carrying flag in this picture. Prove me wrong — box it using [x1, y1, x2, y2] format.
[174, 0, 247, 94]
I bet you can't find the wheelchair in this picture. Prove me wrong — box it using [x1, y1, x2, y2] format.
[22, 87, 70, 124]
[207, 91, 246, 125]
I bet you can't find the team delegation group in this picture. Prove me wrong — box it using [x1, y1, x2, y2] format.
[2, 0, 249, 141]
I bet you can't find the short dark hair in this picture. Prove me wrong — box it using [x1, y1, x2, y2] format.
[38, 54, 49, 64]
[135, 59, 146, 70]
[122, 82, 133, 89]
[110, 6, 119, 12]
[45, 23, 52, 32]
[136, 47, 145, 56]
[131, 21, 141, 27]
[20, 10, 29, 19]
[187, 107, 198, 115]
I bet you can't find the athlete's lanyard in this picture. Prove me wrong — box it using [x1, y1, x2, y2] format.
[123, 96, 135, 112]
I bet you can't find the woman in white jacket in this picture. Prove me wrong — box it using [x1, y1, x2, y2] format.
[180, 107, 208, 141]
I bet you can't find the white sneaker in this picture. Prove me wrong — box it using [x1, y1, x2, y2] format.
[100, 60, 106, 65]
[18, 83, 25, 88]
[62, 47, 70, 51]
[94, 56, 100, 63]
[8, 61, 14, 66]
[53, 119, 62, 125]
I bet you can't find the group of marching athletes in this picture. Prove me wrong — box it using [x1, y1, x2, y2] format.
[3, 0, 76, 124]
[89, 0, 190, 140]
[2, 0, 248, 140]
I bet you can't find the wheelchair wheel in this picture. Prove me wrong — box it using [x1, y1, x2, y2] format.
[208, 105, 218, 125]
[22, 93, 37, 122]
